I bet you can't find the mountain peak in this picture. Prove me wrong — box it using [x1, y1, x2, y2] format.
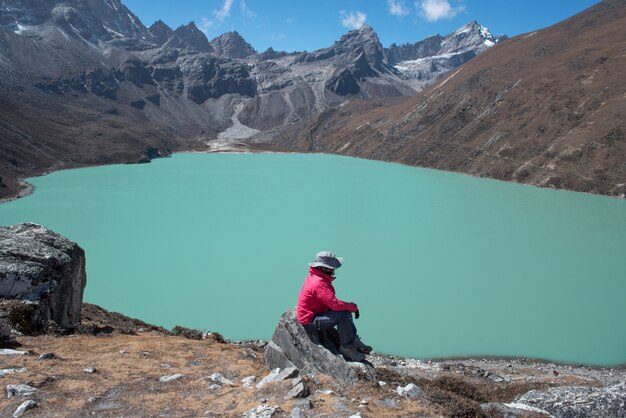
[332, 24, 386, 72]
[453, 20, 506, 47]
[210, 31, 256, 59]
[181, 21, 199, 30]
[148, 20, 172, 45]
[164, 21, 214, 52]
[150, 20, 171, 30]
[336, 24, 381, 47]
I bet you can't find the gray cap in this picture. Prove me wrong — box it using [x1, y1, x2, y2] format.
[309, 251, 343, 269]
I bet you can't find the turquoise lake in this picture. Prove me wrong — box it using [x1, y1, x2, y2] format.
[1, 153, 625, 366]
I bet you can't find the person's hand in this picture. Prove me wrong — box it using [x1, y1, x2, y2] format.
[355, 309, 360, 319]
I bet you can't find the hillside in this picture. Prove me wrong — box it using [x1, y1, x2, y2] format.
[273, 0, 626, 197]
[1, 303, 624, 417]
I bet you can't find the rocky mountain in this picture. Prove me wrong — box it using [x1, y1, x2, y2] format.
[386, 21, 507, 90]
[0, 0, 502, 200]
[272, 0, 626, 197]
[210, 31, 256, 59]
[147, 20, 172, 46]
[1, 0, 148, 41]
[163, 22, 214, 53]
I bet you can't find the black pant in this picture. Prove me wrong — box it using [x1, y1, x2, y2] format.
[308, 309, 356, 346]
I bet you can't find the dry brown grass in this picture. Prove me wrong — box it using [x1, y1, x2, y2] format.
[0, 333, 267, 417]
[0, 333, 439, 417]
[1, 328, 609, 417]
[0, 332, 456, 417]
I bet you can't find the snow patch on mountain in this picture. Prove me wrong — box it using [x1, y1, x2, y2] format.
[104, 26, 124, 37]
[391, 21, 504, 91]
[478, 24, 498, 46]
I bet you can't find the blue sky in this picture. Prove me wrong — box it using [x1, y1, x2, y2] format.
[123, 0, 601, 52]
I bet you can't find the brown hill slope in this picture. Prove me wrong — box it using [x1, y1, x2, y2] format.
[275, 0, 626, 197]
[0, 92, 186, 200]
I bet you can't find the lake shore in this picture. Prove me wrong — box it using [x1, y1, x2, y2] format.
[0, 140, 296, 203]
[2, 137, 625, 204]
[0, 178, 34, 204]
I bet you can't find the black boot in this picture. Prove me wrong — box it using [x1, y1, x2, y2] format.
[352, 335, 372, 354]
[339, 344, 366, 362]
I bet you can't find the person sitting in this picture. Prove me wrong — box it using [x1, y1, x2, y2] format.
[296, 251, 372, 362]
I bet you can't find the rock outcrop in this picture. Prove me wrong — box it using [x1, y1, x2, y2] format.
[325, 68, 361, 96]
[265, 309, 372, 384]
[514, 383, 626, 418]
[0, 223, 86, 333]
[178, 55, 256, 104]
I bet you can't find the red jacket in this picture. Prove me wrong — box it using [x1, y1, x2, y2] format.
[297, 267, 358, 325]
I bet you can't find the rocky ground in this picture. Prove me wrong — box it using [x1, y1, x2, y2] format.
[1, 304, 624, 417]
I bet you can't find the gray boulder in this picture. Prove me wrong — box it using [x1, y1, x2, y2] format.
[481, 402, 550, 417]
[0, 318, 14, 344]
[37, 352, 55, 360]
[159, 373, 184, 382]
[396, 383, 424, 398]
[265, 309, 371, 384]
[209, 372, 234, 386]
[285, 382, 309, 400]
[0, 223, 86, 333]
[0, 349, 27, 355]
[256, 367, 299, 389]
[7, 384, 37, 398]
[245, 405, 277, 418]
[13, 399, 37, 417]
[0, 368, 26, 378]
[515, 382, 626, 418]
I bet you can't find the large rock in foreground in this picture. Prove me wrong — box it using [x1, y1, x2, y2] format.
[515, 382, 626, 418]
[0, 223, 86, 332]
[265, 309, 372, 384]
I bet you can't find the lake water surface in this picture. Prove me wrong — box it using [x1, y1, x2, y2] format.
[1, 153, 625, 366]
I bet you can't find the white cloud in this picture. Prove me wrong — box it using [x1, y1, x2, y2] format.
[213, 0, 235, 22]
[340, 10, 367, 30]
[198, 16, 215, 33]
[418, 0, 464, 22]
[388, 0, 410, 17]
[268, 33, 287, 41]
[240, 0, 256, 20]
[199, 0, 255, 35]
[285, 17, 295, 24]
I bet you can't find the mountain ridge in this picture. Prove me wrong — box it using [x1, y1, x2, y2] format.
[271, 0, 626, 197]
[0, 0, 504, 200]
